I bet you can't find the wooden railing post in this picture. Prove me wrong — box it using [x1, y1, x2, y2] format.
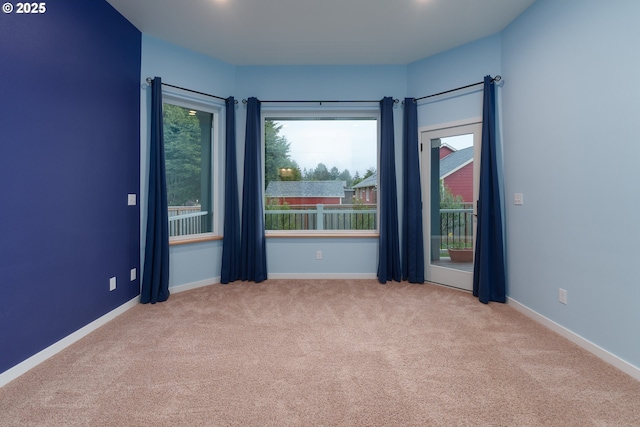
[316, 204, 324, 231]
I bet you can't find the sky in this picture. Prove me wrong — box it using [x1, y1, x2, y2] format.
[274, 119, 377, 177]
[441, 134, 473, 150]
[273, 120, 473, 177]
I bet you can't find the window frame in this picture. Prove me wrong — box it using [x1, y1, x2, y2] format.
[261, 105, 380, 236]
[162, 88, 224, 243]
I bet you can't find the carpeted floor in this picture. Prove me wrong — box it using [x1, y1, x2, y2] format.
[1, 280, 639, 426]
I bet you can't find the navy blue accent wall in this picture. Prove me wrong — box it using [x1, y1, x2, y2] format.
[0, 1, 141, 374]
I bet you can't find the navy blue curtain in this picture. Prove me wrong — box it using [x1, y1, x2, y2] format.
[141, 77, 170, 304]
[377, 97, 401, 283]
[221, 97, 240, 284]
[240, 97, 267, 282]
[473, 76, 506, 303]
[402, 98, 425, 283]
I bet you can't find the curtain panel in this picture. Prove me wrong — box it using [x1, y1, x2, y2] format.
[240, 97, 267, 282]
[402, 98, 425, 283]
[473, 76, 506, 303]
[377, 97, 402, 283]
[221, 97, 241, 284]
[141, 77, 170, 304]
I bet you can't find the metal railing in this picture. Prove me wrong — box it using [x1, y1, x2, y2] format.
[439, 208, 474, 249]
[265, 204, 377, 231]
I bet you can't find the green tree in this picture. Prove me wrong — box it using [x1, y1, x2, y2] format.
[338, 169, 353, 187]
[352, 171, 361, 186]
[440, 181, 464, 208]
[163, 104, 202, 206]
[265, 120, 301, 186]
[363, 167, 376, 179]
[329, 166, 340, 180]
[352, 167, 375, 187]
[310, 163, 331, 180]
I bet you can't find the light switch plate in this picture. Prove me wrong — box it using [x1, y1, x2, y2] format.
[559, 288, 567, 304]
[127, 194, 137, 206]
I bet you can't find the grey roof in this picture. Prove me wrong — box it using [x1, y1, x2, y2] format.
[352, 172, 377, 189]
[265, 180, 346, 198]
[440, 147, 473, 178]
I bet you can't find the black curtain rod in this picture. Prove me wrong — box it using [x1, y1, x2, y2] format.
[146, 77, 236, 104]
[241, 98, 399, 105]
[414, 75, 501, 102]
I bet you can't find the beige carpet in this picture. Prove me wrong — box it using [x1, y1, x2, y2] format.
[1, 280, 639, 426]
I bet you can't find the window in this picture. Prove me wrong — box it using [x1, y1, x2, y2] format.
[263, 112, 378, 233]
[162, 97, 220, 240]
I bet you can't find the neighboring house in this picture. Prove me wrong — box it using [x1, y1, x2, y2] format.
[439, 143, 456, 159]
[265, 180, 346, 205]
[440, 146, 473, 203]
[352, 173, 377, 204]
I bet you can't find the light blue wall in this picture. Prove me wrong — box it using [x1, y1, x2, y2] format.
[408, 34, 502, 127]
[266, 237, 378, 278]
[501, 0, 640, 367]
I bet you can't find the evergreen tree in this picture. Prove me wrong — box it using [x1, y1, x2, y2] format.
[338, 169, 353, 187]
[163, 104, 202, 206]
[264, 120, 301, 186]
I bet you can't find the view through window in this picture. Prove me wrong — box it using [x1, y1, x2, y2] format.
[264, 117, 378, 232]
[163, 103, 214, 239]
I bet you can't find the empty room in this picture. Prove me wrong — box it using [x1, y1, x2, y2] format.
[1, 0, 639, 425]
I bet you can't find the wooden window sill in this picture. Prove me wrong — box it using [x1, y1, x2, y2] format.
[169, 234, 223, 246]
[266, 232, 379, 239]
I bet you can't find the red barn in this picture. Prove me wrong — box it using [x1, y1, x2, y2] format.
[440, 146, 474, 203]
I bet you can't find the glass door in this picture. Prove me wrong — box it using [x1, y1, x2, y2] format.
[421, 123, 481, 291]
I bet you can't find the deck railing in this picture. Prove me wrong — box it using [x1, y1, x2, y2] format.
[439, 208, 474, 249]
[167, 205, 471, 238]
[265, 204, 377, 231]
[168, 206, 208, 237]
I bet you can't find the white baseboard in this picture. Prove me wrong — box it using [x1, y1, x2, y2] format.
[507, 297, 640, 381]
[169, 277, 220, 294]
[0, 296, 140, 388]
[267, 273, 377, 280]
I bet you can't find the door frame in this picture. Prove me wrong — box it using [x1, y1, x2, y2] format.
[420, 118, 482, 291]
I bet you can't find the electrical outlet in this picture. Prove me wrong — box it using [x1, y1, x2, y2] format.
[316, 250, 322, 260]
[130, 268, 136, 281]
[559, 288, 567, 304]
[110, 277, 117, 292]
[514, 193, 524, 206]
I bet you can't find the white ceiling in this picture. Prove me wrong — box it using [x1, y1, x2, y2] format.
[106, 0, 535, 66]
